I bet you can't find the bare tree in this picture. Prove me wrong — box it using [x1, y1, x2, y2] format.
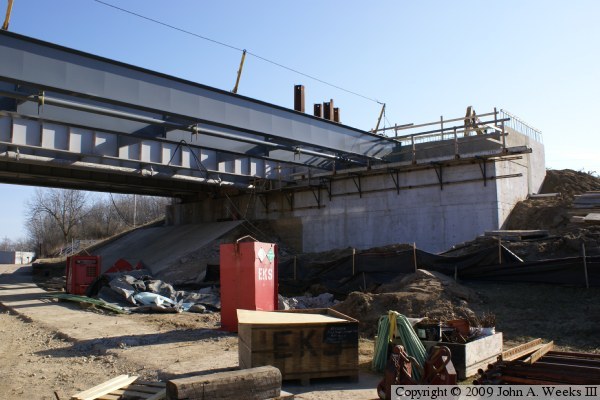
[26, 189, 88, 244]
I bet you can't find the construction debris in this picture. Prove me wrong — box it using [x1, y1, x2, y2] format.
[475, 339, 600, 385]
[91, 271, 221, 313]
[44, 293, 127, 314]
[70, 374, 139, 400]
[484, 230, 549, 240]
[277, 293, 339, 310]
[166, 366, 282, 400]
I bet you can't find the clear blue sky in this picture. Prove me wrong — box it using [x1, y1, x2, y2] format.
[1, 0, 599, 241]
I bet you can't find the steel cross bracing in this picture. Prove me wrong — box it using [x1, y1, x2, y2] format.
[0, 30, 398, 197]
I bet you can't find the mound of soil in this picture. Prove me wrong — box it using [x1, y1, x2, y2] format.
[540, 169, 600, 199]
[506, 169, 600, 232]
[333, 270, 479, 336]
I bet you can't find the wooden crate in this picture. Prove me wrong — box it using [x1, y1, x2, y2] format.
[237, 308, 359, 385]
[422, 332, 503, 379]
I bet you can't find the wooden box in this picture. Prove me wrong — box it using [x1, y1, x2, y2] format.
[422, 332, 503, 379]
[237, 308, 359, 384]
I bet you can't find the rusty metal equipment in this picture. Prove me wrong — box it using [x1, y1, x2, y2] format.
[475, 338, 600, 385]
[377, 345, 457, 400]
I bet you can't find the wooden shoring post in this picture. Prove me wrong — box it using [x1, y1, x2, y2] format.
[373, 103, 386, 133]
[232, 49, 247, 94]
[582, 243, 589, 289]
[411, 135, 416, 164]
[413, 242, 417, 272]
[440, 115, 444, 140]
[2, 0, 14, 31]
[352, 248, 356, 275]
[394, 123, 398, 137]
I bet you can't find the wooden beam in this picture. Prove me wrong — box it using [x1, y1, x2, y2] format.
[501, 338, 543, 361]
[524, 341, 554, 364]
[166, 366, 282, 400]
[70, 375, 139, 400]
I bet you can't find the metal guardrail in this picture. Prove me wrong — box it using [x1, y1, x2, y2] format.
[500, 109, 543, 143]
[58, 240, 98, 257]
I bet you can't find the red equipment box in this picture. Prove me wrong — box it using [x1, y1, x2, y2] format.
[65, 255, 101, 295]
[220, 240, 278, 332]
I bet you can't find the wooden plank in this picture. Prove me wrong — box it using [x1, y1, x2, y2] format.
[237, 309, 348, 325]
[484, 230, 549, 239]
[167, 366, 281, 400]
[121, 384, 162, 394]
[501, 338, 543, 361]
[96, 396, 120, 400]
[145, 389, 166, 400]
[524, 341, 554, 364]
[134, 381, 167, 388]
[71, 375, 139, 400]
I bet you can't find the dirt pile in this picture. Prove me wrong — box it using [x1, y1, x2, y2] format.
[540, 169, 600, 199]
[333, 270, 479, 336]
[500, 169, 600, 259]
[505, 169, 600, 232]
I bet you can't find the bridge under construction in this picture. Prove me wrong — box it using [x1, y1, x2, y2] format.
[0, 30, 545, 253]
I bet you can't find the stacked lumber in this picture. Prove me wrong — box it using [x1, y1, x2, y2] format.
[475, 339, 600, 384]
[570, 192, 600, 224]
[70, 375, 166, 400]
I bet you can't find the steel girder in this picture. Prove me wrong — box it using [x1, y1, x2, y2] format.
[0, 30, 395, 170]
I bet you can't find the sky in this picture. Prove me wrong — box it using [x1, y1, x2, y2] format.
[0, 0, 599, 241]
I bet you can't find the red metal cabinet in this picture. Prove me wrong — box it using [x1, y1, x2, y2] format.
[65, 255, 101, 295]
[220, 241, 278, 332]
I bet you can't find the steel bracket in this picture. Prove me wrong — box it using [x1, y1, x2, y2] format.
[351, 173, 362, 198]
[476, 156, 488, 186]
[320, 177, 332, 201]
[389, 169, 400, 194]
[284, 191, 294, 211]
[310, 185, 322, 209]
[258, 193, 268, 214]
[432, 163, 444, 190]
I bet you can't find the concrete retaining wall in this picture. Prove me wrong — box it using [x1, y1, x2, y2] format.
[166, 130, 545, 253]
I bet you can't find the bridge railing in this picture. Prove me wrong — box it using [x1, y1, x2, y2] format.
[371, 107, 542, 164]
[499, 109, 543, 143]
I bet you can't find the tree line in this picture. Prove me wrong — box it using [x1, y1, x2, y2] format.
[5, 189, 171, 257]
